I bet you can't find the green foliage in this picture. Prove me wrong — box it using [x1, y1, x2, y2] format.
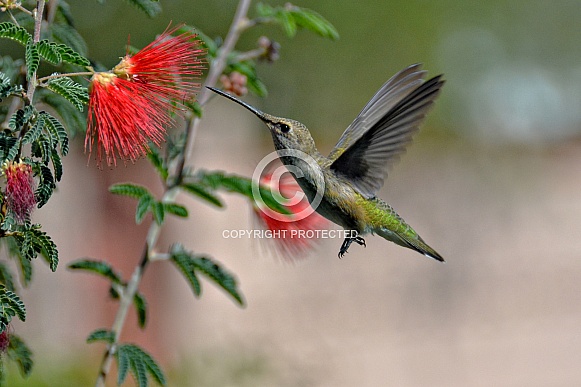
[6, 334, 33, 377]
[0, 72, 23, 101]
[255, 3, 339, 40]
[97, 0, 161, 18]
[0, 263, 16, 292]
[38, 91, 87, 138]
[0, 22, 31, 46]
[0, 286, 26, 333]
[191, 170, 291, 215]
[33, 164, 56, 208]
[133, 293, 148, 329]
[68, 259, 122, 284]
[0, 132, 19, 162]
[227, 60, 268, 98]
[146, 148, 168, 182]
[37, 41, 90, 67]
[170, 244, 244, 306]
[116, 343, 166, 387]
[46, 76, 88, 112]
[11, 226, 59, 272]
[109, 183, 189, 225]
[86, 328, 115, 344]
[25, 41, 40, 81]
[179, 182, 223, 208]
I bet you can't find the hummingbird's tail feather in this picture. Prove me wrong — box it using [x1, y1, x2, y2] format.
[376, 227, 445, 262]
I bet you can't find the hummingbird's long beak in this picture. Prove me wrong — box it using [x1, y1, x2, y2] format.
[206, 86, 267, 120]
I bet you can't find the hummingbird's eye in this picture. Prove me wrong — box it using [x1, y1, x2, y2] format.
[279, 123, 291, 133]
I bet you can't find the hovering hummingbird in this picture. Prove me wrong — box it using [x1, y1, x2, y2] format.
[208, 64, 445, 261]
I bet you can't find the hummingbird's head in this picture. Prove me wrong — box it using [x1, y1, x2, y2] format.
[207, 87, 317, 153]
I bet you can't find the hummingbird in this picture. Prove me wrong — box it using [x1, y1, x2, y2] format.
[207, 64, 445, 262]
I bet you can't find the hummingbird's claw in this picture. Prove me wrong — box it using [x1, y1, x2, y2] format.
[338, 236, 366, 258]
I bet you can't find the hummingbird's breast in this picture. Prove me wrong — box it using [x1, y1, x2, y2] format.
[294, 168, 365, 232]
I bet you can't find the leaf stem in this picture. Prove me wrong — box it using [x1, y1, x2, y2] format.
[94, 1, 253, 385]
[36, 71, 95, 84]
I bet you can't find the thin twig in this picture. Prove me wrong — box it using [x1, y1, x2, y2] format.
[94, 1, 253, 385]
[25, 0, 45, 102]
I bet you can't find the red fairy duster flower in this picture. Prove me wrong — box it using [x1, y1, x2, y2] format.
[0, 329, 9, 353]
[86, 26, 204, 166]
[253, 166, 328, 260]
[2, 160, 36, 223]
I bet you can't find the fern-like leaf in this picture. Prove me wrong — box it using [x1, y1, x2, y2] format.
[68, 259, 122, 284]
[7, 334, 33, 377]
[42, 111, 69, 156]
[34, 164, 55, 207]
[0, 262, 15, 292]
[162, 203, 188, 218]
[46, 76, 88, 111]
[116, 343, 166, 387]
[109, 183, 152, 199]
[0, 22, 31, 46]
[0, 286, 26, 333]
[125, 0, 162, 18]
[86, 328, 115, 344]
[170, 245, 244, 305]
[194, 170, 291, 215]
[179, 182, 223, 208]
[135, 195, 154, 224]
[25, 40, 39, 81]
[133, 292, 147, 329]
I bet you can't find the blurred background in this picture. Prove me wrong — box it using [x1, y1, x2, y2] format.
[5, 0, 581, 385]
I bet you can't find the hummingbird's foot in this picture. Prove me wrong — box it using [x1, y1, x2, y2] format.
[338, 236, 366, 258]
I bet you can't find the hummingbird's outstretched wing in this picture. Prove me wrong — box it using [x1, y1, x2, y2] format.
[328, 64, 445, 199]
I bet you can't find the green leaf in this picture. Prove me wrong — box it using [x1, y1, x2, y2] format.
[22, 113, 44, 144]
[37, 40, 62, 65]
[290, 6, 339, 40]
[170, 246, 201, 297]
[146, 147, 168, 181]
[39, 91, 86, 139]
[51, 148, 63, 182]
[12, 226, 58, 272]
[133, 292, 147, 329]
[86, 328, 115, 344]
[0, 22, 32, 46]
[109, 183, 152, 199]
[0, 132, 18, 162]
[180, 182, 223, 208]
[135, 195, 154, 224]
[151, 201, 165, 225]
[68, 259, 122, 284]
[25, 40, 40, 81]
[34, 164, 56, 207]
[170, 245, 244, 306]
[116, 344, 166, 387]
[50, 42, 90, 67]
[7, 334, 33, 377]
[163, 203, 188, 218]
[0, 263, 15, 292]
[46, 76, 88, 111]
[117, 345, 131, 385]
[41, 111, 69, 156]
[194, 170, 291, 215]
[255, 3, 339, 40]
[0, 286, 26, 333]
[125, 0, 162, 18]
[48, 22, 88, 58]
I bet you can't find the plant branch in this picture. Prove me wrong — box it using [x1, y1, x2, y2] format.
[94, 1, 253, 385]
[25, 0, 45, 103]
